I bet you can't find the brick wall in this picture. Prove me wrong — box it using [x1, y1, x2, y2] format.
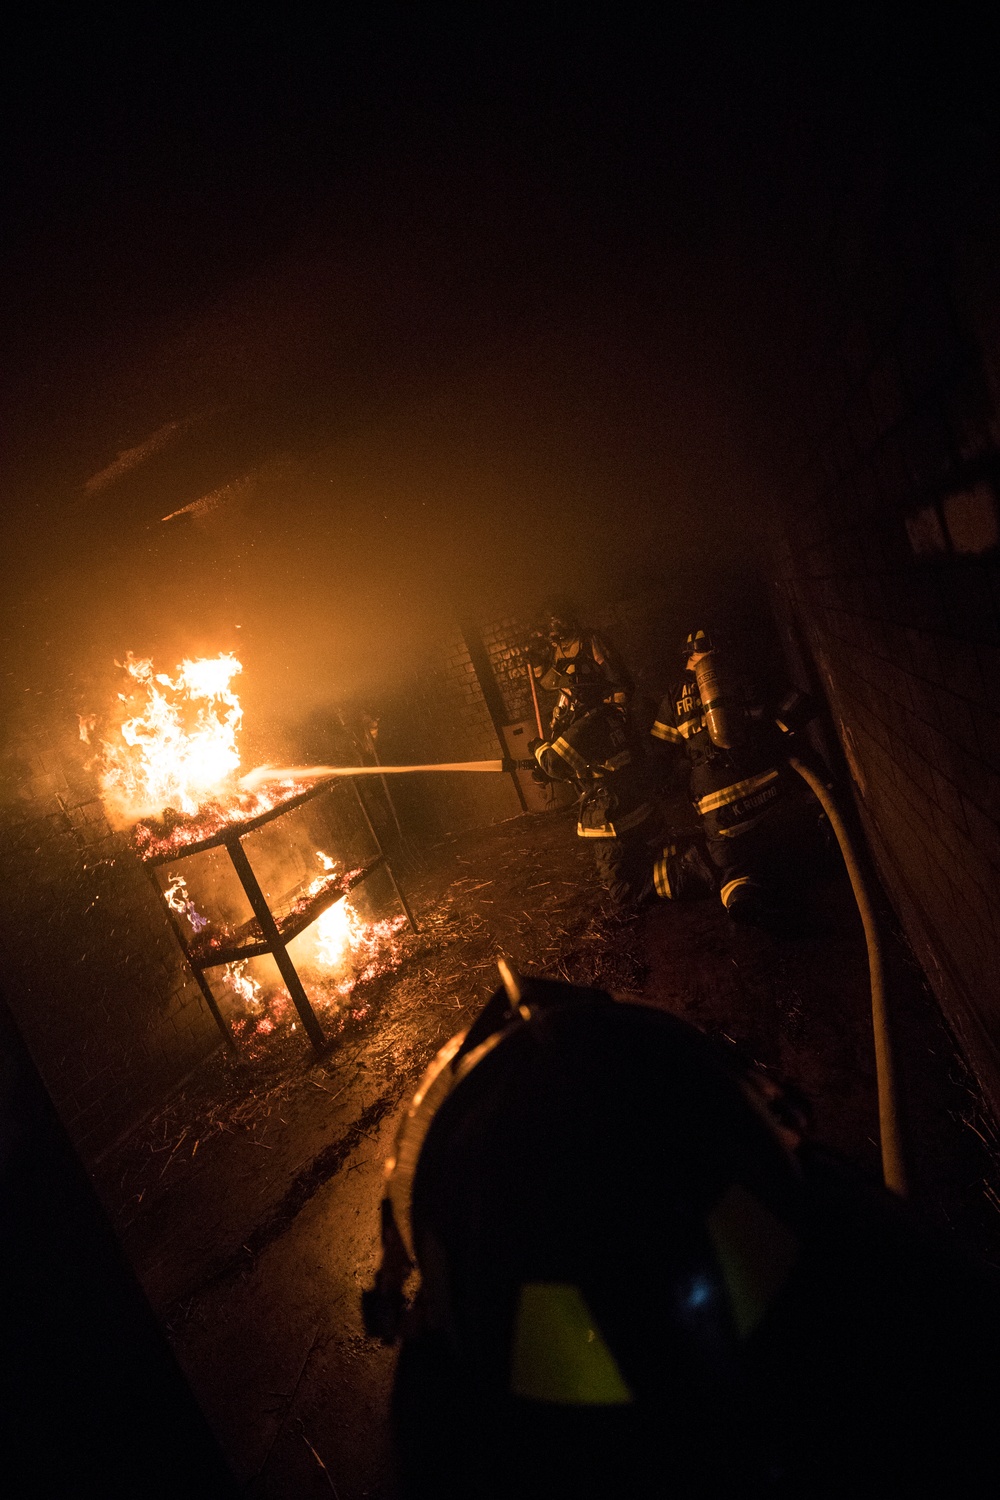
[379, 626, 525, 840]
[768, 170, 1000, 1113]
[481, 615, 536, 727]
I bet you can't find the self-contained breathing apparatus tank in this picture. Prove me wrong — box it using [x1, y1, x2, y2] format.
[694, 650, 747, 751]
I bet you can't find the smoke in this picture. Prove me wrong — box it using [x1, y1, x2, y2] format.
[1, 103, 770, 764]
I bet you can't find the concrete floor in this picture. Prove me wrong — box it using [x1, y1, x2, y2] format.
[94, 802, 1000, 1498]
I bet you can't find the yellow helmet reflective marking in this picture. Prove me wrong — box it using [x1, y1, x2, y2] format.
[706, 1184, 799, 1338]
[510, 1283, 633, 1405]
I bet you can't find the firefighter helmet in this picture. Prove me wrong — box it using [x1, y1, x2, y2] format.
[369, 972, 812, 1494]
[542, 594, 581, 640]
[371, 973, 1000, 1498]
[682, 627, 716, 659]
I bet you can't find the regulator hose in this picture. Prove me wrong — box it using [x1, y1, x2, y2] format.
[787, 756, 908, 1197]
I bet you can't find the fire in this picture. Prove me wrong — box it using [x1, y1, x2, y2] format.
[315, 897, 356, 969]
[292, 850, 360, 978]
[224, 959, 263, 1008]
[294, 854, 406, 993]
[306, 901, 406, 992]
[87, 654, 411, 1054]
[96, 651, 244, 827]
[164, 873, 209, 933]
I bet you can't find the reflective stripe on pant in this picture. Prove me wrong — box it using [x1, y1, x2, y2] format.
[653, 850, 674, 899]
[720, 875, 760, 909]
[578, 801, 654, 839]
[653, 842, 716, 902]
[708, 826, 773, 912]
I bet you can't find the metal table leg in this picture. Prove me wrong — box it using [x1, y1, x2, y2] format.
[226, 836, 327, 1052]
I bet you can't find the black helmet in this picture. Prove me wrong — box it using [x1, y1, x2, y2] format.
[369, 973, 1000, 1498]
[682, 627, 716, 658]
[367, 972, 811, 1495]
[542, 595, 581, 638]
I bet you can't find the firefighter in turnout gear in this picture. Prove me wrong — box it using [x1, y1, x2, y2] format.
[650, 628, 817, 927]
[529, 652, 654, 913]
[527, 597, 633, 736]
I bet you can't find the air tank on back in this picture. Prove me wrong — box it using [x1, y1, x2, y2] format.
[694, 651, 747, 750]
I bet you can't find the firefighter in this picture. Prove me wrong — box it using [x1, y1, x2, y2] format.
[365, 974, 1000, 1497]
[526, 597, 633, 735]
[528, 656, 654, 913]
[650, 628, 818, 926]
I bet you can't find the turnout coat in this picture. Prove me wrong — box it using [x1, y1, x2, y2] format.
[650, 673, 809, 840]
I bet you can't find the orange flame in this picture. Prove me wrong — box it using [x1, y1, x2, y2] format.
[97, 651, 244, 826]
[293, 850, 359, 978]
[315, 897, 358, 971]
[91, 661, 408, 1047]
[224, 959, 263, 1008]
[294, 853, 405, 990]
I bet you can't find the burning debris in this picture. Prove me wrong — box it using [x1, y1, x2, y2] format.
[87, 651, 416, 1053]
[131, 779, 319, 863]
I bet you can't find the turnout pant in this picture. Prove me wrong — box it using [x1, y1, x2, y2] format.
[590, 828, 654, 913]
[653, 795, 827, 912]
[704, 798, 823, 913]
[705, 823, 776, 912]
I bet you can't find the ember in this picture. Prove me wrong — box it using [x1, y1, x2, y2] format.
[132, 778, 318, 862]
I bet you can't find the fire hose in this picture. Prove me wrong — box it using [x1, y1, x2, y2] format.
[694, 655, 907, 1195]
[787, 756, 908, 1197]
[243, 756, 907, 1192]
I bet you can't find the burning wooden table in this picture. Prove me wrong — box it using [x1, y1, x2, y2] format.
[137, 774, 417, 1053]
[86, 651, 416, 1055]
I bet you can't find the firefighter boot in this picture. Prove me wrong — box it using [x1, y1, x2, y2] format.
[653, 840, 716, 901]
[722, 877, 784, 931]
